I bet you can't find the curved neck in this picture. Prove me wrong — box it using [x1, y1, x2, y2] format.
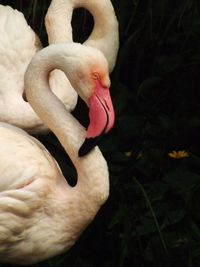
[25, 44, 109, 206]
[45, 0, 119, 72]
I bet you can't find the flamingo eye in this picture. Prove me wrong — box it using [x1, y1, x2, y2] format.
[92, 72, 100, 80]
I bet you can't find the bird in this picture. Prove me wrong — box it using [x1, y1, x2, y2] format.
[0, 1, 118, 134]
[0, 43, 114, 265]
[45, 0, 119, 73]
[0, 4, 77, 134]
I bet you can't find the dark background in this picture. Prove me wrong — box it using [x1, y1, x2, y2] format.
[1, 0, 200, 266]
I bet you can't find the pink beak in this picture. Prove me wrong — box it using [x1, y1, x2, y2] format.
[78, 81, 115, 156]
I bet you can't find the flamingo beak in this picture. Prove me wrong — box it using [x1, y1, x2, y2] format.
[78, 81, 115, 157]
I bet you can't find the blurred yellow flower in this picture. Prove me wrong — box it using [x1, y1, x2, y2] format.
[168, 150, 189, 159]
[124, 151, 144, 158]
[136, 151, 143, 159]
[125, 151, 132, 157]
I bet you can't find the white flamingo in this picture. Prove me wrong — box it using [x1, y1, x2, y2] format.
[0, 1, 118, 133]
[0, 4, 76, 134]
[45, 0, 119, 72]
[0, 43, 114, 264]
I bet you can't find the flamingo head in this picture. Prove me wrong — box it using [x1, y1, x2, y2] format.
[71, 48, 115, 157]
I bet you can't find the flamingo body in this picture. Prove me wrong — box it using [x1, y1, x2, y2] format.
[0, 1, 118, 133]
[0, 123, 92, 264]
[0, 5, 77, 134]
[0, 43, 113, 265]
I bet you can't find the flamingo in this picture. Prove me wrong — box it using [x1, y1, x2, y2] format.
[0, 4, 76, 134]
[0, 43, 114, 264]
[0, 1, 118, 134]
[45, 0, 119, 72]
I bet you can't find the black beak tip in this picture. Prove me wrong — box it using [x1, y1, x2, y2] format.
[78, 137, 100, 157]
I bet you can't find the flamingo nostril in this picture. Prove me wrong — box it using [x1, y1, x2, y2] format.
[22, 90, 28, 102]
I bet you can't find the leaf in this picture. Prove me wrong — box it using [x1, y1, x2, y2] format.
[135, 217, 157, 236]
[189, 220, 200, 240]
[112, 83, 132, 116]
[118, 115, 146, 138]
[162, 210, 186, 228]
[163, 167, 200, 191]
[147, 181, 169, 202]
[137, 76, 162, 97]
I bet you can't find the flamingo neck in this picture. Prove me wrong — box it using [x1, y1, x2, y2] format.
[25, 44, 109, 207]
[45, 0, 119, 72]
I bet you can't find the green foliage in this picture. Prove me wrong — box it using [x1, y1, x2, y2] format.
[2, 0, 200, 266]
